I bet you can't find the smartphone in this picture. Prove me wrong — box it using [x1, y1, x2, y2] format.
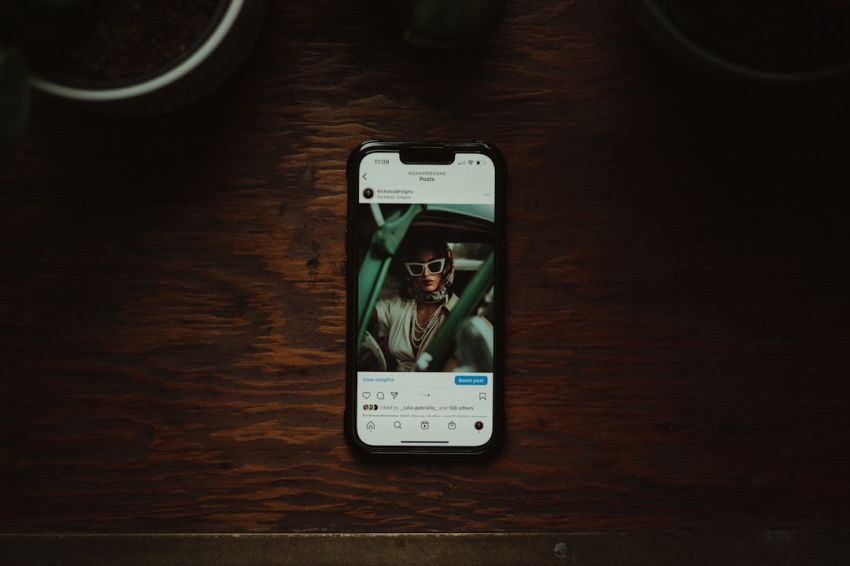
[345, 141, 506, 455]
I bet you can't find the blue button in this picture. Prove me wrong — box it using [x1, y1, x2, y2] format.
[455, 375, 488, 385]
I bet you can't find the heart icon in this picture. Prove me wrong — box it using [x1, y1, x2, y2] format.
[362, 392, 371, 399]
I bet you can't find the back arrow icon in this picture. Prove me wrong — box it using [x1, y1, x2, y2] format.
[362, 173, 367, 180]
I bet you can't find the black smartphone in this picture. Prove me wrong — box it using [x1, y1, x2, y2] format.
[345, 141, 506, 456]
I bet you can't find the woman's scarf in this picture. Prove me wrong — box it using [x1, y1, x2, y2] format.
[413, 286, 448, 304]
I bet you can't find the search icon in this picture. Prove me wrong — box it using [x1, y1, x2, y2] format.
[393, 421, 402, 429]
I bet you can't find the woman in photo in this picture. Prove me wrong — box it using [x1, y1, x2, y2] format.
[367, 237, 458, 371]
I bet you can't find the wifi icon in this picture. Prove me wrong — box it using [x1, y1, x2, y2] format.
[390, 392, 398, 399]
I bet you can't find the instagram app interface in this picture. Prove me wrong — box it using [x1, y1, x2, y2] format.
[355, 153, 496, 446]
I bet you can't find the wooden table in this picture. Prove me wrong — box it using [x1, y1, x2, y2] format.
[2, 1, 849, 563]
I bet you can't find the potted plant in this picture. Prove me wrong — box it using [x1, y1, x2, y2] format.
[1, 0, 266, 158]
[627, 0, 850, 82]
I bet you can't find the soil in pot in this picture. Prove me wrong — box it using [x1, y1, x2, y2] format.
[25, 0, 228, 88]
[660, 0, 850, 74]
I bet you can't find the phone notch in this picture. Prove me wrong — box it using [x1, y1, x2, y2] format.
[399, 146, 455, 165]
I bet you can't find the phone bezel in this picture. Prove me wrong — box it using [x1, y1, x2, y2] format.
[344, 141, 506, 456]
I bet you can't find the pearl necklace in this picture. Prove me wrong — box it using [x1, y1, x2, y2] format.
[410, 301, 442, 354]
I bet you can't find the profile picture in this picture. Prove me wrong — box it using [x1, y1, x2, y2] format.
[362, 187, 374, 199]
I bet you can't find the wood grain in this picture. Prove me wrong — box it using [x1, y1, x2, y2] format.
[2, 0, 850, 533]
[3, 532, 850, 566]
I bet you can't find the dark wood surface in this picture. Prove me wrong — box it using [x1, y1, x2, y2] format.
[3, 532, 849, 566]
[2, 0, 850, 533]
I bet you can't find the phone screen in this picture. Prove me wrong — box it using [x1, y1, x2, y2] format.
[352, 150, 498, 448]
